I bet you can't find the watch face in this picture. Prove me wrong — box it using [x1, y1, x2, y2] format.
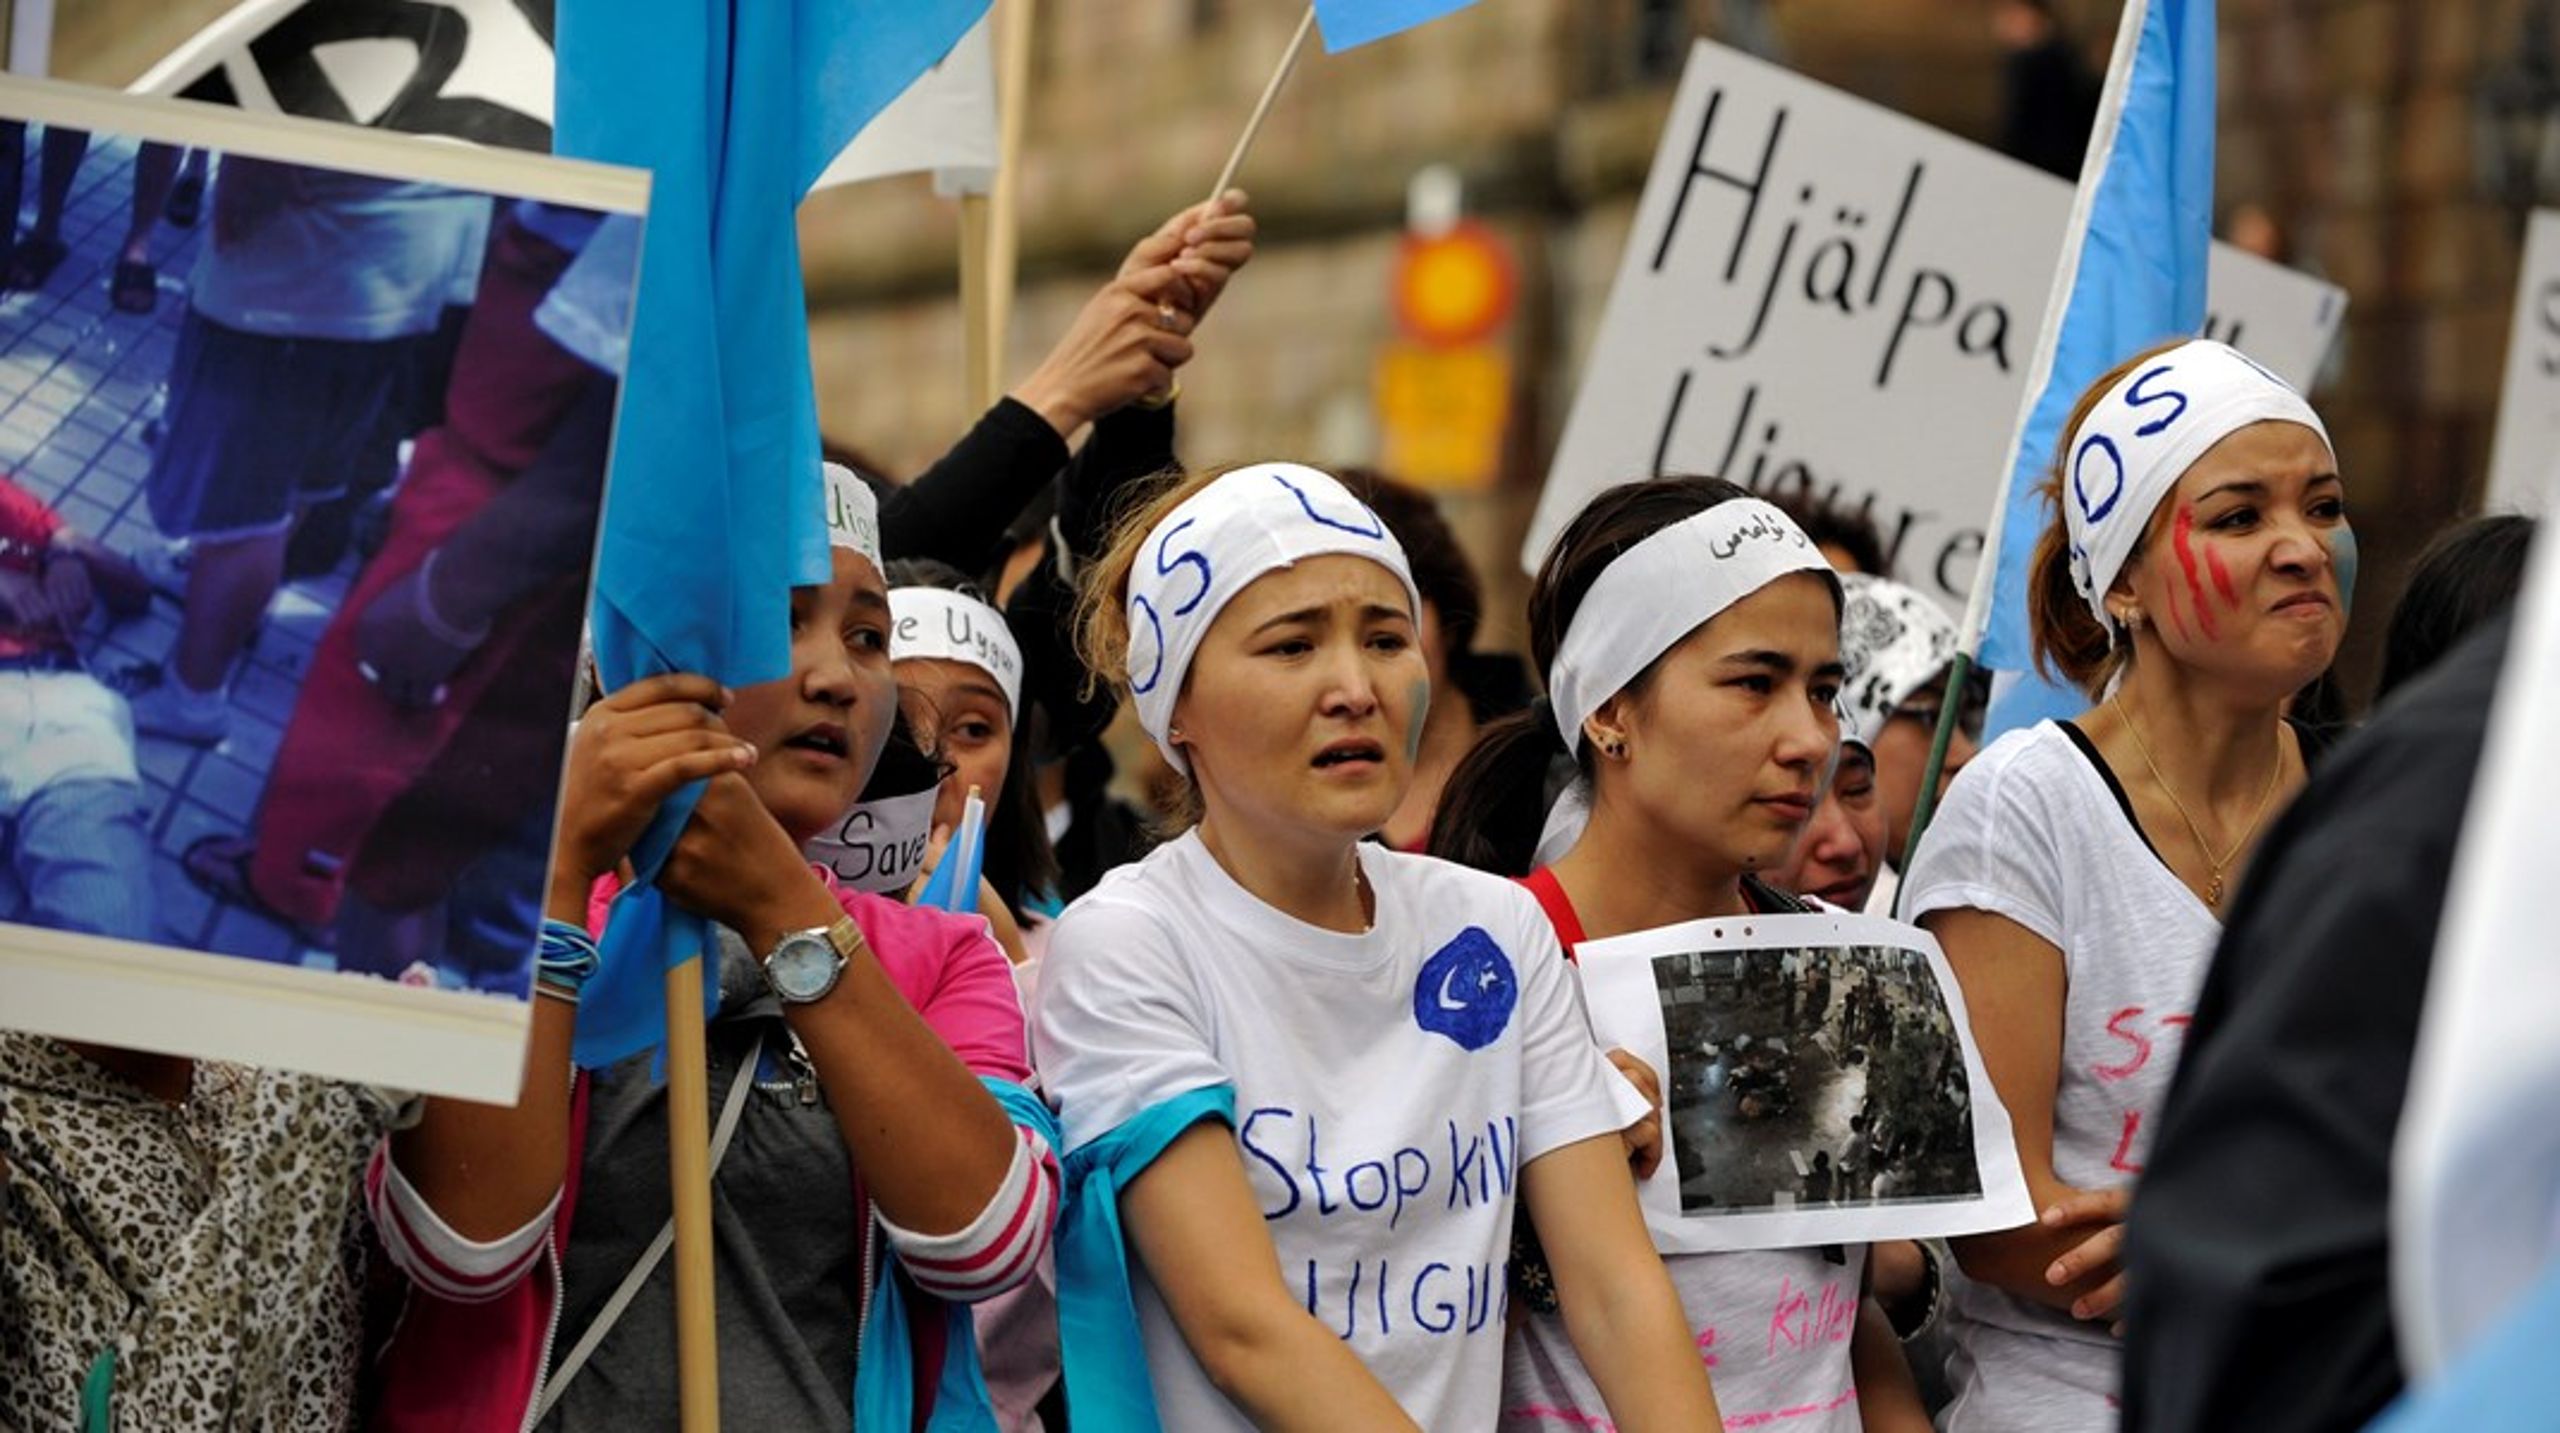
[766, 933, 840, 1002]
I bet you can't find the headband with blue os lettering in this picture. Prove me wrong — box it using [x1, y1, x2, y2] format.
[2064, 339, 2333, 642]
[1124, 463, 1421, 774]
[891, 587, 1024, 717]
[1545, 497, 1834, 755]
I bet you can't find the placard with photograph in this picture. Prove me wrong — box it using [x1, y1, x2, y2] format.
[1576, 910, 2032, 1253]
[0, 74, 646, 1102]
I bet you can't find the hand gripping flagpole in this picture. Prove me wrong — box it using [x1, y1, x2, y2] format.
[1896, 0, 2157, 911]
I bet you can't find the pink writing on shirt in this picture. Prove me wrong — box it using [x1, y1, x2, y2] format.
[2089, 1007, 2193, 1174]
[1765, 1277, 1856, 1357]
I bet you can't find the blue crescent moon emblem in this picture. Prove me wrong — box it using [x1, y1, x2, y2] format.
[1413, 927, 1518, 1052]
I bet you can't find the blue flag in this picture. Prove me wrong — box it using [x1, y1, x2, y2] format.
[1311, 0, 1480, 51]
[556, 0, 987, 1068]
[1971, 0, 2216, 739]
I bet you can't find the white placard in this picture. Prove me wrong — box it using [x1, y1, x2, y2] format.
[1576, 911, 2031, 1254]
[2485, 210, 2560, 514]
[131, 0, 990, 192]
[1529, 40, 2346, 605]
[0, 75, 647, 1103]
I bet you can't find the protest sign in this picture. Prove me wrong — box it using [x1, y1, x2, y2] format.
[0, 74, 646, 1102]
[1527, 39, 2345, 603]
[129, 0, 992, 191]
[2484, 210, 2560, 513]
[1575, 910, 2030, 1253]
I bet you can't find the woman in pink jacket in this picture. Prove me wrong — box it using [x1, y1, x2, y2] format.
[363, 467, 1055, 1430]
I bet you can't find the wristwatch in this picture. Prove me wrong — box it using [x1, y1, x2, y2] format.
[761, 915, 865, 1003]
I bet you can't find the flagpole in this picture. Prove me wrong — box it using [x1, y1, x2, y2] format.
[959, 191, 997, 413]
[664, 956, 720, 1430]
[1208, 5, 1317, 204]
[985, 0, 1036, 390]
[1895, 0, 2157, 896]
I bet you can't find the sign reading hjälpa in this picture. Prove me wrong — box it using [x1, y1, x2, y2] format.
[1575, 911, 2030, 1254]
[1528, 40, 2346, 601]
[0, 73, 647, 1103]
[2484, 211, 2560, 514]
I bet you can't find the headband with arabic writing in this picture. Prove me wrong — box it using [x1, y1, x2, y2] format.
[2063, 339, 2333, 641]
[1546, 497, 1835, 754]
[1124, 463, 1421, 774]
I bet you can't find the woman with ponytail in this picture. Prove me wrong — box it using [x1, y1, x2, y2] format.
[1900, 339, 2350, 1429]
[1034, 462, 1714, 1430]
[1430, 477, 1933, 1432]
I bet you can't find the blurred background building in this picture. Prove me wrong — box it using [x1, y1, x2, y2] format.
[32, 0, 2560, 694]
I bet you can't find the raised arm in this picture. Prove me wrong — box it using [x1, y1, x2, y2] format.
[1518, 1133, 1722, 1431]
[1926, 905, 2128, 1326]
[1121, 1122, 1420, 1431]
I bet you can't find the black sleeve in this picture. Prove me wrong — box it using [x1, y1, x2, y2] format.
[877, 397, 1070, 572]
[1057, 400, 1177, 561]
[2119, 618, 2510, 1433]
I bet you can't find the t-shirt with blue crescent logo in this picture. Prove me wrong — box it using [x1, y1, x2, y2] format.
[1032, 831, 1623, 1430]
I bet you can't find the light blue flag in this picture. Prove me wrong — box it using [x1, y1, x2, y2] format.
[1969, 0, 2217, 739]
[2371, 1261, 2560, 1433]
[555, 0, 987, 1068]
[1311, 0, 1480, 51]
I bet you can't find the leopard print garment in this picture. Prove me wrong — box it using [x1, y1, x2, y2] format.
[0, 1034, 397, 1431]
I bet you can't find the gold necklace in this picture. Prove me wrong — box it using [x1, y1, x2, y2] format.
[2113, 697, 2287, 909]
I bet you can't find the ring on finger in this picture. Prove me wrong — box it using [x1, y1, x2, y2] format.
[1155, 303, 1181, 332]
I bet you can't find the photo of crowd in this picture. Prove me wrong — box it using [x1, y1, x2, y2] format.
[1652, 942, 1983, 1217]
[0, 121, 635, 997]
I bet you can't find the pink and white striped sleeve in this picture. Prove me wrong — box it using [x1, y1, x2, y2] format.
[365, 1141, 557, 1304]
[875, 1122, 1059, 1303]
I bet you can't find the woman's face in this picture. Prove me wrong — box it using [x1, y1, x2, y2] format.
[1172, 554, 1428, 853]
[1768, 742, 1888, 909]
[897, 655, 1014, 836]
[2120, 420, 2350, 702]
[1593, 572, 1845, 878]
[721, 549, 899, 844]
[1869, 673, 1977, 866]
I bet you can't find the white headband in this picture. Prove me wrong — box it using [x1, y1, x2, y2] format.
[891, 586, 1024, 717]
[1547, 498, 1833, 753]
[1837, 573, 1959, 749]
[1125, 463, 1421, 773]
[2064, 339, 2333, 640]
[823, 461, 883, 573]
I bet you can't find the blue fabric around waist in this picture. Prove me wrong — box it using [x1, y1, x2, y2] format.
[852, 1076, 1059, 1432]
[1053, 1083, 1238, 1433]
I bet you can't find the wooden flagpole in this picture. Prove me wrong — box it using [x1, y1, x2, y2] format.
[959, 192, 997, 413]
[665, 956, 720, 1429]
[985, 0, 1037, 392]
[1208, 5, 1316, 204]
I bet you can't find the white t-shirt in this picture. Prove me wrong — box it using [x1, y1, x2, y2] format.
[1503, 1248, 1866, 1432]
[1900, 721, 2221, 1431]
[1033, 832, 1625, 1431]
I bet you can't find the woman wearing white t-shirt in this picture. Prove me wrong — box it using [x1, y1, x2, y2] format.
[1034, 463, 1715, 1431]
[1430, 478, 1933, 1433]
[1901, 339, 2351, 1430]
